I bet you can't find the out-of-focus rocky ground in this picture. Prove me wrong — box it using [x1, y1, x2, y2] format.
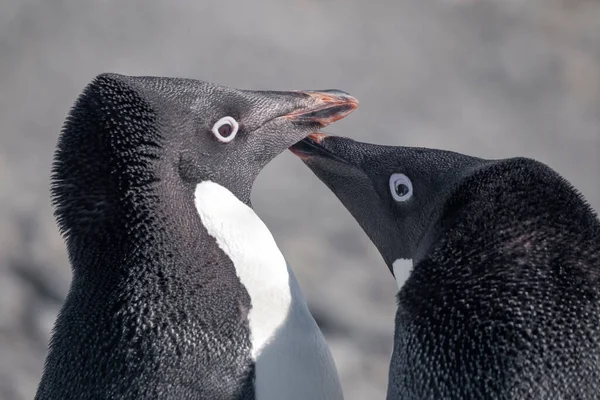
[0, 0, 599, 398]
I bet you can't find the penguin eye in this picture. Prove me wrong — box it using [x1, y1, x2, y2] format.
[211, 116, 239, 143]
[389, 173, 413, 202]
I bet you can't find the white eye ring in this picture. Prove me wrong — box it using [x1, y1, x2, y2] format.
[211, 116, 239, 143]
[389, 173, 413, 202]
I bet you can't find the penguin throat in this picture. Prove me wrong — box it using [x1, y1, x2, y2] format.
[193, 180, 293, 358]
[193, 181, 345, 399]
[392, 258, 413, 290]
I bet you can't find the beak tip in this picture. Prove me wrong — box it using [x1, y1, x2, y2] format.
[314, 90, 359, 106]
[307, 132, 328, 143]
[289, 132, 329, 159]
[289, 146, 311, 160]
[286, 90, 358, 126]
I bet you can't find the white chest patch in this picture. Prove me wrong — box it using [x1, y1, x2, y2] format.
[392, 258, 413, 291]
[194, 181, 344, 400]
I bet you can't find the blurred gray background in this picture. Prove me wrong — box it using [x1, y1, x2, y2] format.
[1, 0, 599, 398]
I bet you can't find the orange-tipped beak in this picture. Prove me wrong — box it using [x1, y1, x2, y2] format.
[284, 90, 358, 127]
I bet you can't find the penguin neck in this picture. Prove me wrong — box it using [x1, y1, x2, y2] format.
[59, 166, 217, 299]
[193, 180, 345, 399]
[193, 180, 299, 358]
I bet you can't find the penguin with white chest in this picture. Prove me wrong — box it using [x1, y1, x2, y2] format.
[291, 133, 600, 399]
[37, 74, 357, 400]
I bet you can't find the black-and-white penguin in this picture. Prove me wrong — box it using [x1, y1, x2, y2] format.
[291, 133, 600, 399]
[37, 74, 357, 400]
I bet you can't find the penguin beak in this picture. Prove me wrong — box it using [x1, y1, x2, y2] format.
[283, 90, 359, 127]
[289, 132, 328, 159]
[289, 132, 352, 165]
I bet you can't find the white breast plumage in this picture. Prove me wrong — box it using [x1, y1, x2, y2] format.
[194, 181, 344, 400]
[392, 258, 413, 291]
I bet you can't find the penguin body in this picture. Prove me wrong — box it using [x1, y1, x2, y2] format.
[37, 74, 356, 399]
[291, 134, 600, 399]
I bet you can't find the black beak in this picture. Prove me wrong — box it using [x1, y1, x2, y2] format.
[289, 132, 328, 158]
[283, 90, 358, 127]
[289, 132, 353, 165]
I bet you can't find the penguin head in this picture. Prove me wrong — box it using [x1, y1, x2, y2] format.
[53, 74, 357, 242]
[290, 133, 484, 276]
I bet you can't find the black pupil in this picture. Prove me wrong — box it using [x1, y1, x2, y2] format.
[395, 183, 409, 197]
[218, 123, 233, 137]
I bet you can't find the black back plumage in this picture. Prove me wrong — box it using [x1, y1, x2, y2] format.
[392, 158, 600, 399]
[37, 74, 255, 400]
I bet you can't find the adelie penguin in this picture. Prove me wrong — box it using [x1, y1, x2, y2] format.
[36, 74, 357, 400]
[291, 134, 600, 399]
